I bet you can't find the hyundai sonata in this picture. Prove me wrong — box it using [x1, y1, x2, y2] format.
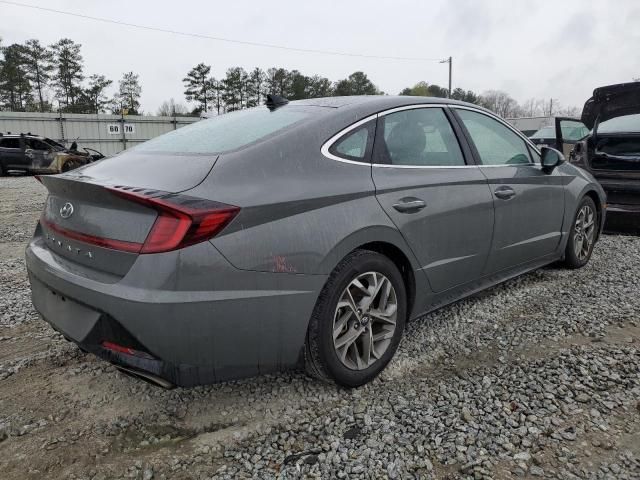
[26, 95, 606, 387]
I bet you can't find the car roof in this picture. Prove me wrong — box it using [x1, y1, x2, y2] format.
[291, 95, 482, 112]
[0, 133, 46, 139]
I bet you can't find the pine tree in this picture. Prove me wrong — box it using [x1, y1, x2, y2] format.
[50, 38, 84, 111]
[23, 39, 54, 112]
[115, 71, 142, 114]
[0, 43, 31, 111]
[85, 74, 112, 113]
[183, 63, 215, 113]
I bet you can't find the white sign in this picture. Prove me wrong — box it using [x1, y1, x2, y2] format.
[107, 124, 135, 135]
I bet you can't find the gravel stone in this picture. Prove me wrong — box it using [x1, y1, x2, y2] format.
[1, 176, 640, 479]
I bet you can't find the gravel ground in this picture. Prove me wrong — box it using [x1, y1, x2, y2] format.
[0, 175, 639, 480]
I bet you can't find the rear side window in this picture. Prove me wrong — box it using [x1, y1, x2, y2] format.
[134, 106, 312, 154]
[456, 109, 532, 165]
[0, 138, 21, 149]
[374, 108, 465, 166]
[328, 121, 375, 162]
[334, 128, 368, 159]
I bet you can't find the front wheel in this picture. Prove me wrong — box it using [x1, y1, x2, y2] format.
[61, 160, 81, 172]
[305, 250, 407, 387]
[563, 196, 598, 269]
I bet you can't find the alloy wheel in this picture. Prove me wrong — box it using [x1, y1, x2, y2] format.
[332, 271, 397, 370]
[573, 204, 595, 261]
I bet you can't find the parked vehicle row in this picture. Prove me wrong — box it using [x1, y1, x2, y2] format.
[26, 94, 606, 388]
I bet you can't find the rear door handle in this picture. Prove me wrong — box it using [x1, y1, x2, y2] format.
[494, 186, 516, 200]
[392, 197, 426, 213]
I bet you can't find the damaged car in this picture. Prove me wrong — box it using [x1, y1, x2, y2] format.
[0, 133, 104, 176]
[558, 82, 640, 218]
[26, 95, 605, 388]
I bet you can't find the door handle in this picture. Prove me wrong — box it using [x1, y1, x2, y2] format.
[494, 186, 516, 200]
[392, 197, 426, 213]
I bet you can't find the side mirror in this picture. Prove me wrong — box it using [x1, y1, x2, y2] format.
[540, 146, 564, 173]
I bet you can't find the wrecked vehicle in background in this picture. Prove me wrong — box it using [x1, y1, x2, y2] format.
[557, 82, 640, 218]
[529, 122, 589, 152]
[0, 133, 104, 176]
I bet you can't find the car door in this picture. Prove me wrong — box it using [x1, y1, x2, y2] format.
[25, 138, 53, 168]
[0, 137, 26, 168]
[371, 105, 494, 293]
[452, 107, 565, 274]
[555, 117, 590, 158]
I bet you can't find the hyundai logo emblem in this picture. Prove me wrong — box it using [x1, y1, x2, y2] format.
[59, 202, 74, 219]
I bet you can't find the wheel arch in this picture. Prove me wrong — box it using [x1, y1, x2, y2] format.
[583, 188, 604, 240]
[317, 225, 428, 319]
[355, 241, 417, 321]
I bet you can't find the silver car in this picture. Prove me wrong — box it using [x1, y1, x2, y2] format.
[26, 95, 606, 388]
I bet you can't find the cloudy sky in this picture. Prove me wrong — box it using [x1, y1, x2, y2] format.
[2, 0, 639, 114]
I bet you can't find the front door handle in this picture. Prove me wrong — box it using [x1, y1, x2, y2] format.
[494, 186, 516, 200]
[392, 197, 426, 213]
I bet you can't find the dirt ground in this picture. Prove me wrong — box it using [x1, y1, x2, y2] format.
[0, 175, 639, 480]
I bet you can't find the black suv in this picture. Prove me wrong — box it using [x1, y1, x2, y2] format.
[0, 133, 102, 176]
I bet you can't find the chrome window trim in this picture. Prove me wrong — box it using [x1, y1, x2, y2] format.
[377, 103, 448, 116]
[320, 103, 543, 169]
[320, 114, 378, 165]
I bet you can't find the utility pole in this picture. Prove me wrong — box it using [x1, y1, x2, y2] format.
[440, 56, 453, 98]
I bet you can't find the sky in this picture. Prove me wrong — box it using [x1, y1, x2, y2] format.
[1, 0, 639, 114]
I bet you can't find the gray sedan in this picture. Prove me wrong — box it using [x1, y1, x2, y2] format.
[26, 95, 606, 388]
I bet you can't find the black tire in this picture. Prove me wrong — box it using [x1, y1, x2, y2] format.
[0, 162, 6, 176]
[305, 250, 407, 387]
[61, 160, 80, 172]
[563, 196, 598, 269]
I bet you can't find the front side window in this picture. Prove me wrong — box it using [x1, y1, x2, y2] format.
[558, 120, 589, 141]
[26, 139, 50, 151]
[374, 108, 465, 166]
[456, 109, 532, 165]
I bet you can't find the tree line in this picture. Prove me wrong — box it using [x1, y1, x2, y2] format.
[0, 37, 142, 114]
[1, 36, 579, 118]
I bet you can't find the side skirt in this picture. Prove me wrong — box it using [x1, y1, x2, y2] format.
[412, 253, 561, 321]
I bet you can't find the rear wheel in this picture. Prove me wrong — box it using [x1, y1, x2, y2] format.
[305, 250, 406, 387]
[563, 196, 597, 269]
[0, 162, 6, 176]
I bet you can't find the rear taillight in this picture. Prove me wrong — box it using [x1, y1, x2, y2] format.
[41, 186, 239, 254]
[108, 186, 240, 254]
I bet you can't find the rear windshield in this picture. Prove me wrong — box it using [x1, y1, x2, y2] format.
[598, 114, 640, 134]
[134, 106, 312, 154]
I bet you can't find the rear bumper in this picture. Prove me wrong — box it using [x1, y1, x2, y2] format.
[26, 238, 326, 386]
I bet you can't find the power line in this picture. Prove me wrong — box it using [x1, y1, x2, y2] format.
[0, 0, 444, 62]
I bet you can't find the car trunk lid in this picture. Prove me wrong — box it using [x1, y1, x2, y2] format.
[37, 152, 237, 277]
[581, 82, 640, 130]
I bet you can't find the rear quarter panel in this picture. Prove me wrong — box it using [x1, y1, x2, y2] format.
[186, 114, 430, 315]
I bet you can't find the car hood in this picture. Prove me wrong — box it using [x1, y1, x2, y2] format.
[582, 82, 640, 130]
